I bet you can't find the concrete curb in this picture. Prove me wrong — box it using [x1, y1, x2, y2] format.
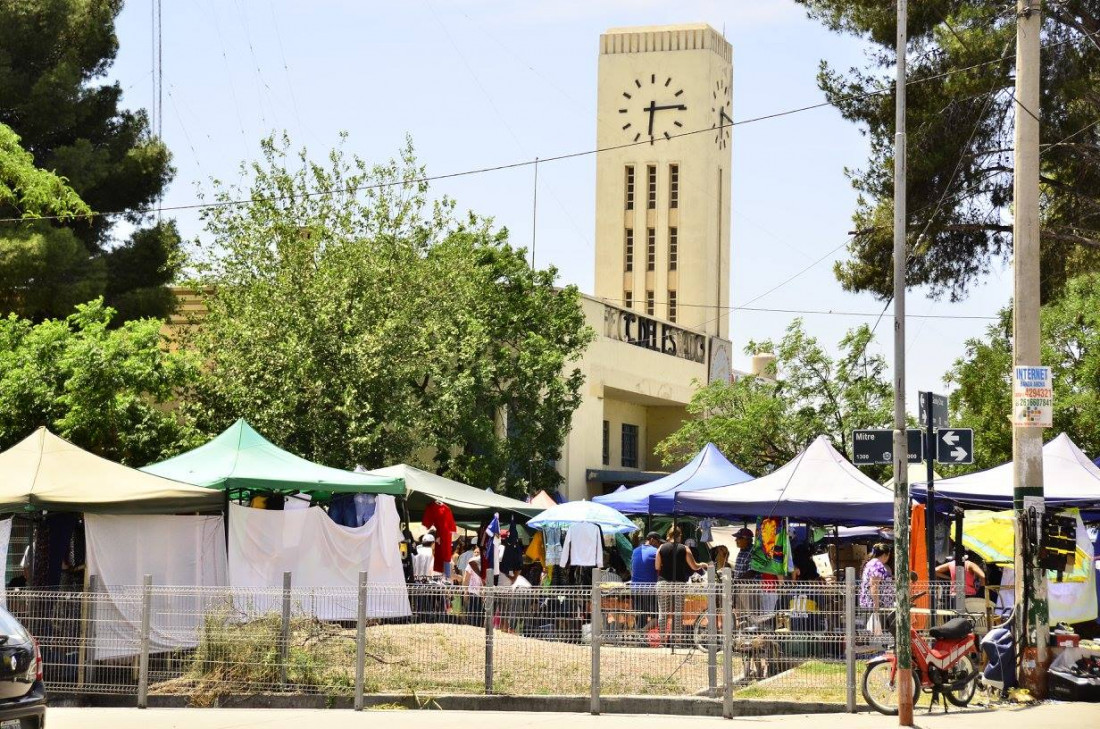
[49, 692, 849, 717]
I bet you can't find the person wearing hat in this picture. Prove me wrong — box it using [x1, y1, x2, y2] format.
[731, 528, 755, 580]
[413, 532, 436, 579]
[630, 531, 662, 631]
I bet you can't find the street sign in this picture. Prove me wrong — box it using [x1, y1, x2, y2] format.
[853, 429, 923, 465]
[919, 391, 949, 429]
[935, 428, 974, 464]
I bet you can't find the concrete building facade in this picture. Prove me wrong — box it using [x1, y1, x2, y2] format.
[557, 24, 735, 501]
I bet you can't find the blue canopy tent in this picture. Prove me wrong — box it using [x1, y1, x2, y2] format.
[592, 442, 753, 515]
[674, 436, 895, 525]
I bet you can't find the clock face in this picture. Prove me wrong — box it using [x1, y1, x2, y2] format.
[711, 79, 732, 149]
[618, 74, 687, 145]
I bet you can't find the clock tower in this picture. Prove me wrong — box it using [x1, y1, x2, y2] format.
[594, 24, 732, 339]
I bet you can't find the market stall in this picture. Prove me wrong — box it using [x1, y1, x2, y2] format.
[593, 442, 753, 515]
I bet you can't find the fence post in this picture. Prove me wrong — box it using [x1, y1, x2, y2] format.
[354, 570, 367, 711]
[279, 571, 292, 685]
[955, 561, 967, 613]
[721, 567, 733, 719]
[844, 566, 856, 713]
[137, 574, 152, 709]
[80, 573, 98, 688]
[707, 564, 717, 696]
[590, 573, 601, 715]
[484, 573, 495, 695]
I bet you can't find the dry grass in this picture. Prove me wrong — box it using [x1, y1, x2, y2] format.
[150, 614, 849, 704]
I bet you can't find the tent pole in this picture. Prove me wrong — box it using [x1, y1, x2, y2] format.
[223, 489, 230, 552]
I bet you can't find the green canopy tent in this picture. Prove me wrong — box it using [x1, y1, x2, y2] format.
[141, 419, 403, 498]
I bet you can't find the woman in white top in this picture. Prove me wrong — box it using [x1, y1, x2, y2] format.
[463, 557, 484, 626]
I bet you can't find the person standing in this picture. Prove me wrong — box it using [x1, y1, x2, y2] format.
[935, 553, 986, 599]
[655, 526, 708, 647]
[631, 531, 661, 631]
[859, 543, 895, 636]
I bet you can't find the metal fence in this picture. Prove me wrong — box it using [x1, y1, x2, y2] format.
[4, 567, 1003, 714]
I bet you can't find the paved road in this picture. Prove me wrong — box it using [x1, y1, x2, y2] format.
[46, 704, 1093, 729]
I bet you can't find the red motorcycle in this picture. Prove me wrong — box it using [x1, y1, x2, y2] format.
[862, 614, 981, 714]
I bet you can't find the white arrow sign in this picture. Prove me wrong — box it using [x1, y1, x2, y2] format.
[935, 427, 974, 464]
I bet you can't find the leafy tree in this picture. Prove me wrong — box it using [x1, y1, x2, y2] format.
[794, 0, 1100, 303]
[0, 0, 180, 321]
[0, 122, 90, 220]
[0, 298, 202, 464]
[946, 272, 1100, 468]
[186, 134, 592, 497]
[656, 320, 893, 478]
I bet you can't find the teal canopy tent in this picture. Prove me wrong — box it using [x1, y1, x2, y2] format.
[142, 419, 403, 497]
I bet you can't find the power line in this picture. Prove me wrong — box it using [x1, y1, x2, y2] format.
[4, 24, 1097, 227]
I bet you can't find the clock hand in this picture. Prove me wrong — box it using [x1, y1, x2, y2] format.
[719, 108, 733, 126]
[651, 103, 687, 112]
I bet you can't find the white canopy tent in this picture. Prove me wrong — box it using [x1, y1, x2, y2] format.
[0, 428, 224, 514]
[911, 433, 1100, 511]
[675, 436, 895, 525]
[361, 464, 540, 517]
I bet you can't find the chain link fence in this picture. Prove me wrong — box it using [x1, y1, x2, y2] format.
[4, 567, 1001, 713]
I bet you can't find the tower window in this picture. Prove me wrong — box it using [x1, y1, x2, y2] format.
[645, 290, 654, 316]
[625, 166, 635, 211]
[602, 420, 610, 465]
[646, 228, 656, 271]
[647, 165, 657, 209]
[669, 164, 679, 209]
[669, 227, 678, 271]
[621, 424, 639, 468]
[668, 290, 677, 322]
[624, 229, 634, 272]
[624, 290, 632, 309]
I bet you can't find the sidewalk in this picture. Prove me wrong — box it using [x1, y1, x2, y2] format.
[49, 703, 1089, 729]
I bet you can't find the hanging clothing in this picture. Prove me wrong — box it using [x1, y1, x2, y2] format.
[482, 514, 500, 577]
[543, 525, 563, 566]
[749, 517, 789, 577]
[353, 494, 376, 524]
[500, 515, 523, 574]
[525, 530, 546, 565]
[327, 494, 359, 527]
[559, 522, 603, 568]
[422, 501, 456, 574]
[699, 518, 714, 543]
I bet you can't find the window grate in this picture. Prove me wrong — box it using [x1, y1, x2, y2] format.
[669, 227, 678, 271]
[646, 228, 656, 271]
[624, 166, 635, 211]
[646, 165, 656, 209]
[669, 164, 679, 209]
[624, 229, 634, 272]
[621, 424, 639, 468]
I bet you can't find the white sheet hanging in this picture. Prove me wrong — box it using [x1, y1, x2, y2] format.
[0, 518, 12, 609]
[85, 514, 228, 661]
[227, 496, 409, 619]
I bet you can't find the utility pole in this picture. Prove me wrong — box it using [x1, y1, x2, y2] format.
[892, 1, 914, 724]
[1012, 0, 1048, 683]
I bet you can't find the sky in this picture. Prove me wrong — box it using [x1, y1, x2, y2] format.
[109, 0, 1014, 416]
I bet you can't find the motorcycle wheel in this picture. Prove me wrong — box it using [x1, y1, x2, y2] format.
[862, 662, 920, 715]
[944, 654, 978, 707]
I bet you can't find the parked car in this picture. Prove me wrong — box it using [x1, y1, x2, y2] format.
[0, 607, 44, 728]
